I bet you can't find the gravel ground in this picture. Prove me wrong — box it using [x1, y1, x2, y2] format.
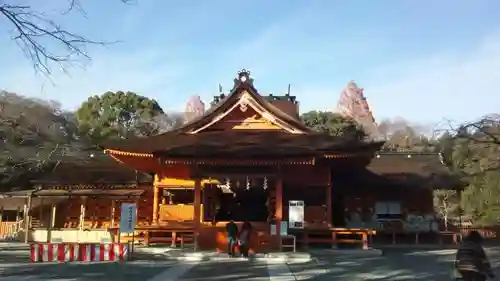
[3, 243, 500, 281]
[0, 247, 179, 281]
[180, 258, 270, 281]
[287, 247, 500, 281]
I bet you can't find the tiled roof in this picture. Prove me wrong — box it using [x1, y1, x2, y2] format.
[103, 130, 384, 158]
[30, 160, 153, 186]
[0, 188, 144, 198]
[366, 152, 464, 189]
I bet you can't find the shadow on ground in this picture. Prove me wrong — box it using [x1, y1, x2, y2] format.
[0, 250, 176, 281]
[180, 259, 270, 281]
[287, 247, 500, 281]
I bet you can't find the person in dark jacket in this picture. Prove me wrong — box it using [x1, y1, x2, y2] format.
[225, 220, 238, 257]
[455, 231, 495, 281]
[238, 221, 252, 258]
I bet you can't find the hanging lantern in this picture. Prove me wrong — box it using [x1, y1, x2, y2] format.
[246, 176, 250, 190]
[263, 176, 268, 190]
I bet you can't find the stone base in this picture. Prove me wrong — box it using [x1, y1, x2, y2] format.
[134, 246, 312, 262]
[309, 248, 383, 257]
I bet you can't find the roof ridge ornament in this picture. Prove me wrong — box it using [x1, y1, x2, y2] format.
[233, 69, 254, 89]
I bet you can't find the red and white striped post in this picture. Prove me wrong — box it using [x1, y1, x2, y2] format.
[30, 243, 130, 263]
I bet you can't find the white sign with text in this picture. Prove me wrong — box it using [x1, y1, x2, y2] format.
[288, 200, 305, 229]
[119, 203, 137, 233]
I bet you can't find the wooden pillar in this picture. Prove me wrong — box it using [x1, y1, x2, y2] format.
[79, 197, 87, 230]
[0, 205, 3, 238]
[326, 185, 332, 227]
[91, 197, 96, 228]
[193, 178, 202, 251]
[457, 189, 463, 227]
[15, 206, 21, 222]
[38, 198, 44, 227]
[110, 199, 116, 227]
[152, 185, 159, 224]
[47, 204, 56, 243]
[50, 204, 57, 228]
[326, 167, 333, 227]
[24, 195, 32, 243]
[275, 176, 283, 237]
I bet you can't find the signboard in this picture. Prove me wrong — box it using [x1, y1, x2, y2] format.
[288, 200, 304, 229]
[270, 224, 277, 235]
[280, 221, 288, 236]
[119, 203, 137, 233]
[270, 222, 289, 236]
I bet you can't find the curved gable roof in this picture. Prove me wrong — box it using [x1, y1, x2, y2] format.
[176, 71, 311, 134]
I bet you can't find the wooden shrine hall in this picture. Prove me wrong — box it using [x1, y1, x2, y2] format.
[99, 70, 460, 251]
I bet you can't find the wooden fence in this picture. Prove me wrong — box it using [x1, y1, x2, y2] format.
[0, 221, 22, 241]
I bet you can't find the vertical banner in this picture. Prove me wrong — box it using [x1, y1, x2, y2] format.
[288, 200, 305, 229]
[119, 203, 137, 233]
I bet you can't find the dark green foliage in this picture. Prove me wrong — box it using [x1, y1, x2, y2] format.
[300, 110, 366, 140]
[76, 91, 165, 142]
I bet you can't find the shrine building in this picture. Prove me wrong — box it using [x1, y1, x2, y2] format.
[99, 70, 460, 250]
[0, 70, 462, 251]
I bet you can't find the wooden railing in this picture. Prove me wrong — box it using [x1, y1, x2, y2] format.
[159, 204, 204, 221]
[456, 226, 498, 239]
[0, 221, 22, 240]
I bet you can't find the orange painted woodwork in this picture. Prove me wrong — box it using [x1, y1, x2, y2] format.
[207, 107, 282, 131]
[105, 154, 161, 173]
[155, 177, 219, 188]
[156, 165, 192, 181]
[282, 166, 330, 186]
[159, 204, 205, 221]
[304, 206, 328, 224]
[275, 177, 283, 237]
[152, 185, 159, 223]
[52, 185, 153, 228]
[94, 71, 455, 251]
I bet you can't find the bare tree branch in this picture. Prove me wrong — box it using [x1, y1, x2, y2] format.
[437, 115, 500, 179]
[0, 91, 95, 188]
[458, 115, 500, 145]
[0, 0, 133, 76]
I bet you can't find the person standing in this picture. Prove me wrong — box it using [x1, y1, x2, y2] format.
[225, 220, 238, 257]
[455, 231, 495, 281]
[239, 221, 252, 258]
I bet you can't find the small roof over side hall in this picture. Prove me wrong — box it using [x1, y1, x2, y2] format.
[367, 152, 465, 190]
[0, 159, 149, 202]
[30, 159, 153, 186]
[0, 187, 144, 199]
[331, 152, 464, 190]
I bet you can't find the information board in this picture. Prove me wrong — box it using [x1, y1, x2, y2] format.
[280, 221, 288, 236]
[288, 200, 305, 229]
[119, 203, 137, 233]
[270, 224, 277, 235]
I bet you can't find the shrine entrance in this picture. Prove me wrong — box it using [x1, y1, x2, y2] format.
[204, 176, 271, 223]
[331, 188, 346, 227]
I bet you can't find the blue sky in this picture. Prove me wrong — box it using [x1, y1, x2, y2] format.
[0, 0, 499, 127]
